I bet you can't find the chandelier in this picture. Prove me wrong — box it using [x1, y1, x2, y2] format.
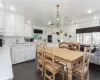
[48, 4, 61, 28]
[56, 4, 60, 27]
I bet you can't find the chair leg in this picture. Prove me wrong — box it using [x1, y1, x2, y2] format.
[42, 66, 44, 78]
[62, 70, 64, 80]
[81, 74, 84, 80]
[44, 68, 46, 80]
[53, 73, 55, 80]
[37, 63, 38, 72]
[42, 71, 43, 78]
[87, 70, 90, 80]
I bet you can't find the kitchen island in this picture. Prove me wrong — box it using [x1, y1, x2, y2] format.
[0, 46, 13, 80]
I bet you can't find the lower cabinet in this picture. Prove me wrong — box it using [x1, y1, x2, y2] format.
[11, 45, 36, 65]
[11, 46, 26, 64]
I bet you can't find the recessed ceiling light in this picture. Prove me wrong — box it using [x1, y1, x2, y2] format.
[10, 6, 16, 11]
[71, 20, 74, 24]
[93, 16, 97, 20]
[0, 4, 3, 8]
[28, 20, 31, 24]
[87, 9, 93, 14]
[48, 20, 51, 25]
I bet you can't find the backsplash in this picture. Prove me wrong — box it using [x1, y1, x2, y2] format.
[3, 36, 25, 45]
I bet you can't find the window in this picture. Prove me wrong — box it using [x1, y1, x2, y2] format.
[83, 33, 91, 44]
[77, 32, 100, 45]
[92, 32, 100, 45]
[77, 34, 82, 43]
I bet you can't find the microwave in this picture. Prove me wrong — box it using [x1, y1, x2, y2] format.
[0, 39, 5, 47]
[25, 38, 34, 43]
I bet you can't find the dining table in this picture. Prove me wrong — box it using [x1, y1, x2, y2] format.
[46, 47, 84, 80]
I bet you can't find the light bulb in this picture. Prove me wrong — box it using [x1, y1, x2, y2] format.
[93, 16, 97, 20]
[57, 18, 59, 21]
[87, 9, 93, 14]
[0, 4, 3, 8]
[28, 20, 31, 24]
[10, 6, 16, 11]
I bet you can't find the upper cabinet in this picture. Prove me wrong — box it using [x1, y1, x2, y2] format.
[0, 6, 3, 29]
[15, 14, 25, 36]
[0, 0, 4, 29]
[5, 12, 16, 36]
[5, 12, 25, 36]
[24, 24, 33, 37]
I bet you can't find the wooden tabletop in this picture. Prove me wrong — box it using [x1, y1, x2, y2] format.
[48, 47, 84, 63]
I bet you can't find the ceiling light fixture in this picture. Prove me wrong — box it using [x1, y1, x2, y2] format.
[0, 4, 3, 8]
[57, 18, 59, 21]
[87, 9, 93, 14]
[48, 20, 51, 25]
[93, 16, 97, 20]
[10, 6, 16, 11]
[28, 20, 31, 24]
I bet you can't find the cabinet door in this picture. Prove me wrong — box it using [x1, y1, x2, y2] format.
[11, 48, 16, 64]
[15, 46, 25, 64]
[0, 9, 3, 29]
[24, 24, 32, 37]
[25, 45, 35, 61]
[16, 15, 25, 36]
[5, 12, 16, 36]
[0, 0, 3, 28]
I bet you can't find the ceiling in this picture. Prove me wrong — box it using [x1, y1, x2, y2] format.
[3, 0, 100, 26]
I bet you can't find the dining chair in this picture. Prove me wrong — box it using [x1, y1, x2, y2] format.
[59, 42, 69, 71]
[59, 42, 69, 49]
[72, 47, 91, 80]
[37, 45, 44, 78]
[68, 42, 80, 51]
[44, 47, 64, 80]
[40, 43, 47, 49]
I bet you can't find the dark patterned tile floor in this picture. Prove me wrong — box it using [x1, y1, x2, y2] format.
[13, 60, 100, 80]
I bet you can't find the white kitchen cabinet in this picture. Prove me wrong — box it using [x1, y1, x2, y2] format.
[25, 45, 36, 61]
[11, 48, 15, 64]
[0, 8, 3, 29]
[11, 46, 26, 64]
[11, 44, 36, 64]
[24, 24, 33, 37]
[15, 14, 25, 36]
[0, 0, 4, 30]
[5, 12, 16, 36]
[5, 12, 25, 36]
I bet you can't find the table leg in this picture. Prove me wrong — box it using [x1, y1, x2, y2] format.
[67, 62, 73, 80]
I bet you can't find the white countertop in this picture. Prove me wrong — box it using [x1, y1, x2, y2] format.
[0, 45, 13, 80]
[11, 43, 36, 46]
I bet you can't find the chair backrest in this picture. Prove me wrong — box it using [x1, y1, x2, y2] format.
[40, 43, 47, 49]
[37, 46, 44, 61]
[59, 42, 69, 49]
[82, 47, 91, 74]
[68, 42, 80, 51]
[44, 47, 55, 71]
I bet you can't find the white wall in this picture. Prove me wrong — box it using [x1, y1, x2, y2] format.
[63, 20, 99, 42]
[3, 36, 24, 45]
[33, 26, 60, 42]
